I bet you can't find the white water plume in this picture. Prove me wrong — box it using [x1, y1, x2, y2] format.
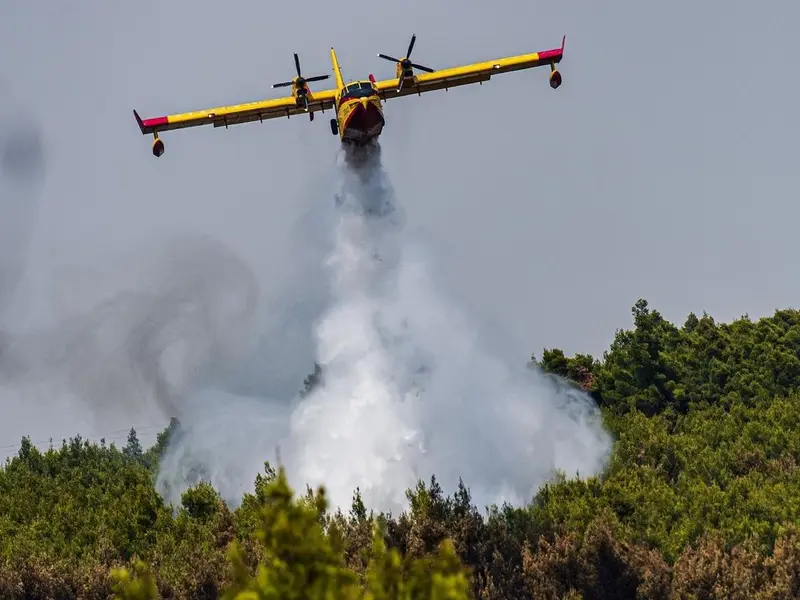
[276, 143, 613, 514]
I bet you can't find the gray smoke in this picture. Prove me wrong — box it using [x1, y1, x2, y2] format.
[0, 127, 611, 516]
[0, 90, 45, 321]
[0, 233, 259, 453]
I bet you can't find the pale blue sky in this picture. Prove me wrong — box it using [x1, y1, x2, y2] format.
[1, 0, 798, 366]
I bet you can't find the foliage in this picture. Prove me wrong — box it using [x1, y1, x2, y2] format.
[111, 466, 471, 600]
[2, 299, 800, 598]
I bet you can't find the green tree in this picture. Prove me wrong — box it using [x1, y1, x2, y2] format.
[112, 466, 471, 600]
[124, 427, 143, 461]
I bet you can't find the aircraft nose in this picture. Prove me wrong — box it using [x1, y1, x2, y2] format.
[360, 98, 369, 109]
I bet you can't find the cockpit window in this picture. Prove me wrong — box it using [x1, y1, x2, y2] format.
[342, 81, 375, 100]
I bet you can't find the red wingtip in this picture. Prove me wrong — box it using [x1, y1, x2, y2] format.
[538, 37, 566, 64]
[133, 110, 168, 135]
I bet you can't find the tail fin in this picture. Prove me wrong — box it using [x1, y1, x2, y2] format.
[330, 47, 345, 90]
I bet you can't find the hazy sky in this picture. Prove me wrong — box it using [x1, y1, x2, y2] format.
[1, 0, 798, 386]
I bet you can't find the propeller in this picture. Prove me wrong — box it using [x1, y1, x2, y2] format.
[377, 34, 434, 93]
[272, 53, 330, 115]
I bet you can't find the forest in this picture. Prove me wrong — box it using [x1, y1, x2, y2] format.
[1, 298, 799, 599]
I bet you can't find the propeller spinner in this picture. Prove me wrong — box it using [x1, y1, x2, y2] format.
[378, 34, 434, 93]
[272, 53, 330, 119]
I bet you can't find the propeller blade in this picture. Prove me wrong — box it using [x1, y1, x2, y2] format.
[294, 53, 302, 77]
[406, 34, 416, 58]
[272, 81, 294, 88]
[305, 74, 330, 82]
[379, 35, 431, 84]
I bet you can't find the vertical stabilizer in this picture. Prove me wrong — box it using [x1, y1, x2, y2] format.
[330, 47, 345, 90]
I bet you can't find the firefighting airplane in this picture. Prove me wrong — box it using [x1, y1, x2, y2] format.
[133, 34, 565, 157]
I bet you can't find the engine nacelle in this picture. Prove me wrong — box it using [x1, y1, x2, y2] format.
[152, 136, 165, 158]
[293, 84, 308, 100]
[549, 68, 562, 90]
[395, 62, 413, 80]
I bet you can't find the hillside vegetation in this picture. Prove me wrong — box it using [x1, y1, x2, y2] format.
[1, 299, 799, 599]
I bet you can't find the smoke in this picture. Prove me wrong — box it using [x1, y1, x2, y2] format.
[0, 233, 260, 454]
[219, 175, 337, 402]
[153, 141, 612, 515]
[1, 121, 611, 516]
[0, 88, 45, 321]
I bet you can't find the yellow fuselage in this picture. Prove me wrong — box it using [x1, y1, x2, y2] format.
[334, 82, 386, 146]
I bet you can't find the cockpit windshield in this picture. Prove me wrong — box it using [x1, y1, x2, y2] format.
[342, 81, 375, 100]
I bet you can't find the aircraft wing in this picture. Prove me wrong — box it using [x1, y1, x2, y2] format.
[373, 36, 565, 99]
[133, 88, 338, 134]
